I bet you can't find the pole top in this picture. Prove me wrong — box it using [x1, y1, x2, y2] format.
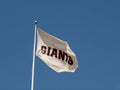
[34, 21, 38, 24]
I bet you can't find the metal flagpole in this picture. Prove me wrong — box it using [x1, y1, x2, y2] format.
[31, 21, 38, 90]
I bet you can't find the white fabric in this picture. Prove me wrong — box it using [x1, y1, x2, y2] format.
[36, 28, 78, 72]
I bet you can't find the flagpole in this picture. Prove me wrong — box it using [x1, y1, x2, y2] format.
[31, 21, 38, 90]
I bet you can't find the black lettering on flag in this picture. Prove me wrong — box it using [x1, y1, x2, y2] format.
[68, 56, 73, 65]
[47, 47, 51, 56]
[58, 50, 64, 60]
[41, 46, 46, 54]
[41, 45, 74, 66]
[63, 51, 68, 62]
[51, 48, 57, 58]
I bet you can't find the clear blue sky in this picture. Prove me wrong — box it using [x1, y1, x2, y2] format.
[0, 0, 120, 90]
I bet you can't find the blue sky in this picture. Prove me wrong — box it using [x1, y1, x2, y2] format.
[0, 0, 120, 90]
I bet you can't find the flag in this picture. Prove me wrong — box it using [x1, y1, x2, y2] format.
[36, 28, 78, 72]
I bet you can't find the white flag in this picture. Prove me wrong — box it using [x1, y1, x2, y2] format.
[36, 28, 78, 72]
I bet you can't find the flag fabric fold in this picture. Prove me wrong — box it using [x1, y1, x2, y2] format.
[36, 28, 78, 72]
